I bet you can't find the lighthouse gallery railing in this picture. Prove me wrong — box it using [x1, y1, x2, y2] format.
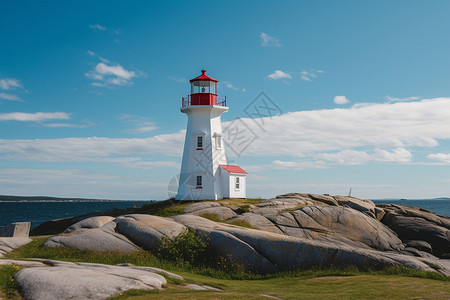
[182, 95, 226, 108]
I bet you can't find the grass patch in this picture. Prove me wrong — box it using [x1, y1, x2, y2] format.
[227, 219, 254, 229]
[0, 264, 21, 299]
[5, 237, 450, 300]
[5, 237, 160, 267]
[133, 199, 194, 217]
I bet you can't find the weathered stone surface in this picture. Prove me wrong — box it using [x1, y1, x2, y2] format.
[64, 216, 114, 233]
[38, 194, 450, 277]
[0, 222, 31, 237]
[333, 196, 376, 214]
[0, 259, 45, 268]
[406, 240, 433, 254]
[252, 198, 306, 217]
[170, 214, 449, 275]
[377, 203, 450, 258]
[186, 206, 237, 220]
[228, 213, 284, 234]
[308, 194, 339, 206]
[291, 206, 404, 252]
[115, 214, 187, 250]
[183, 201, 221, 213]
[381, 211, 450, 257]
[15, 260, 167, 300]
[0, 237, 32, 257]
[44, 221, 139, 252]
[374, 207, 386, 221]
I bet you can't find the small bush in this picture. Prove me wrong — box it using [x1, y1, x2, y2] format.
[157, 229, 210, 266]
[236, 205, 250, 214]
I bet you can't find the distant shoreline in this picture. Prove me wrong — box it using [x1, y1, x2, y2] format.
[0, 195, 150, 202]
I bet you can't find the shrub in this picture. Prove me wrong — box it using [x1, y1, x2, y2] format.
[236, 205, 250, 214]
[156, 229, 210, 266]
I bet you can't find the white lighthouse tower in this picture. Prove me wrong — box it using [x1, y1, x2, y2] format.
[176, 70, 247, 201]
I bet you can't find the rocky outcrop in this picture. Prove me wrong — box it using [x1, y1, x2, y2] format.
[183, 202, 237, 220]
[44, 219, 139, 252]
[0, 237, 32, 257]
[377, 203, 450, 257]
[39, 194, 450, 276]
[14, 260, 168, 300]
[115, 214, 187, 251]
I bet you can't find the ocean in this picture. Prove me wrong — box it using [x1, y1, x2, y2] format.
[0, 200, 148, 229]
[0, 199, 448, 230]
[371, 199, 450, 217]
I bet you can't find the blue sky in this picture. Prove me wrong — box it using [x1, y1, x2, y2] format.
[1, 1, 450, 200]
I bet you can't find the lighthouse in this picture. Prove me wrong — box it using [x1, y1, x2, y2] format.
[176, 70, 248, 201]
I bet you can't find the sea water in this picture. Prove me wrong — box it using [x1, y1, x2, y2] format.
[0, 200, 148, 229]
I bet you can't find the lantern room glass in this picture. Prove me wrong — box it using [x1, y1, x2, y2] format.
[191, 81, 217, 94]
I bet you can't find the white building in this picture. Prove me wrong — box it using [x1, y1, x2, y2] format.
[176, 70, 247, 200]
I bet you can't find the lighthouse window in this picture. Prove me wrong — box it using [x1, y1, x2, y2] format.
[235, 177, 240, 190]
[210, 82, 217, 94]
[216, 135, 222, 149]
[197, 136, 203, 148]
[196, 175, 202, 187]
[191, 81, 211, 94]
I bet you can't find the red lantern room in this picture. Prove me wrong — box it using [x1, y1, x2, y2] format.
[182, 70, 226, 107]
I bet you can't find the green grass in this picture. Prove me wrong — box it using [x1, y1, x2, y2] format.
[111, 273, 450, 300]
[0, 264, 21, 299]
[5, 237, 450, 300]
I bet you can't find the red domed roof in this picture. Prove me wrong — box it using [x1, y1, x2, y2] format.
[189, 70, 218, 82]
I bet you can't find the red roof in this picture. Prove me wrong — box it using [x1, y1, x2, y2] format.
[190, 70, 218, 82]
[220, 165, 248, 174]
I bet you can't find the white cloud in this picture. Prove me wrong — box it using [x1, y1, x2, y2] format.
[260, 33, 281, 47]
[0, 132, 184, 162]
[85, 56, 140, 87]
[118, 159, 180, 169]
[0, 78, 25, 101]
[220, 97, 450, 160]
[0, 112, 70, 122]
[271, 160, 328, 170]
[89, 24, 106, 31]
[315, 148, 412, 164]
[120, 114, 159, 134]
[129, 125, 158, 134]
[0, 168, 170, 200]
[0, 93, 22, 102]
[386, 95, 420, 102]
[267, 70, 292, 80]
[2, 98, 450, 170]
[300, 70, 324, 81]
[333, 96, 350, 105]
[300, 71, 312, 81]
[168, 76, 187, 83]
[0, 78, 23, 90]
[427, 153, 450, 164]
[43, 123, 90, 128]
[222, 81, 239, 91]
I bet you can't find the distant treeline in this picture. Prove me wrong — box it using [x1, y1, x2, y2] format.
[0, 195, 112, 202]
